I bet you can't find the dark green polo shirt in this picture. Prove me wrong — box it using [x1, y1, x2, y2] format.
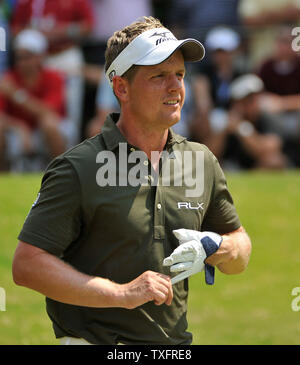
[18, 113, 241, 345]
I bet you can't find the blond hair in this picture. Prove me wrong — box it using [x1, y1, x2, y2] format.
[104, 16, 164, 76]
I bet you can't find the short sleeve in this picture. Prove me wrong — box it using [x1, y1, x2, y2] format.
[202, 151, 241, 234]
[18, 157, 82, 257]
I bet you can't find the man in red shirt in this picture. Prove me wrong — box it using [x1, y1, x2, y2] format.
[11, 0, 94, 134]
[0, 29, 75, 171]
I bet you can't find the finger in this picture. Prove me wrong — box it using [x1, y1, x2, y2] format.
[173, 229, 197, 243]
[165, 279, 173, 306]
[170, 261, 193, 273]
[153, 286, 170, 306]
[152, 274, 173, 306]
[163, 251, 194, 266]
[173, 229, 189, 243]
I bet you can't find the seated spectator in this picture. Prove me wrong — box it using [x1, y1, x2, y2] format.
[0, 29, 76, 172]
[204, 74, 288, 170]
[85, 70, 119, 138]
[167, 0, 241, 42]
[11, 0, 94, 138]
[239, 0, 300, 68]
[190, 26, 245, 142]
[82, 1, 153, 139]
[257, 26, 300, 166]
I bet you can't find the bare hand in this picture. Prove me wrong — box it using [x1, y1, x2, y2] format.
[258, 93, 283, 114]
[121, 271, 173, 309]
[0, 77, 17, 98]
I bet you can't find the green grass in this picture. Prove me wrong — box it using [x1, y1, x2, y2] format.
[0, 171, 300, 344]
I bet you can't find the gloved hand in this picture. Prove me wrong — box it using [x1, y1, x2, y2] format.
[163, 229, 223, 285]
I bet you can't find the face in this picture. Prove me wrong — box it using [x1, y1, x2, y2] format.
[15, 49, 43, 75]
[211, 49, 234, 67]
[237, 93, 260, 121]
[120, 50, 186, 130]
[275, 35, 295, 61]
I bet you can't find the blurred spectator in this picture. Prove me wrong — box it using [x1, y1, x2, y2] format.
[190, 26, 245, 143]
[151, 0, 173, 27]
[0, 29, 76, 172]
[11, 0, 94, 140]
[83, 0, 153, 67]
[167, 0, 241, 42]
[81, 0, 153, 140]
[204, 74, 288, 170]
[85, 70, 119, 138]
[239, 0, 300, 68]
[257, 26, 300, 165]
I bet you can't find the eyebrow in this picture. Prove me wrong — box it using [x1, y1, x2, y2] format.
[148, 66, 186, 75]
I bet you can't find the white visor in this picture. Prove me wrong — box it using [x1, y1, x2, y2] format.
[106, 27, 205, 87]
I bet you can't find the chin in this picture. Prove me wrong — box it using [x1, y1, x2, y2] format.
[168, 114, 181, 127]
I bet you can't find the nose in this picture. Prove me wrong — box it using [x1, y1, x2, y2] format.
[167, 74, 183, 93]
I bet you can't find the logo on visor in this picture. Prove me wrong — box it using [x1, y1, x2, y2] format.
[109, 70, 116, 82]
[150, 31, 177, 46]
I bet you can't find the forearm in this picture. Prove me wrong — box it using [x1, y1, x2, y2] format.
[3, 87, 58, 122]
[205, 227, 252, 275]
[12, 242, 123, 308]
[243, 5, 300, 27]
[13, 241, 173, 309]
[279, 94, 300, 111]
[0, 112, 29, 130]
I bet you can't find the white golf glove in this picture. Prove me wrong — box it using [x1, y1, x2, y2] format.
[163, 229, 223, 285]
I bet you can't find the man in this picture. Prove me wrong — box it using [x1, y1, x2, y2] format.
[257, 27, 300, 166]
[11, 0, 94, 134]
[0, 29, 75, 171]
[204, 74, 287, 170]
[190, 26, 243, 143]
[12, 17, 252, 345]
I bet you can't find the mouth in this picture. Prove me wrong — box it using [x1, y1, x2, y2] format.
[163, 99, 180, 106]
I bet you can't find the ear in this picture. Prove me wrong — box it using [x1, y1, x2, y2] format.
[112, 76, 129, 103]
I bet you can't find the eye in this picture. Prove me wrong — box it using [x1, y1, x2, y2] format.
[152, 73, 163, 79]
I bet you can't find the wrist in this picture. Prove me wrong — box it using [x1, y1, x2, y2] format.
[12, 89, 29, 105]
[236, 120, 255, 138]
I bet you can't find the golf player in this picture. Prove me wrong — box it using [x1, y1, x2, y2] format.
[12, 17, 252, 345]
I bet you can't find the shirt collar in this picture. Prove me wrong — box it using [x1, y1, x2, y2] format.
[101, 113, 186, 151]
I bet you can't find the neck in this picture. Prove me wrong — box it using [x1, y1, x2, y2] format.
[116, 113, 169, 169]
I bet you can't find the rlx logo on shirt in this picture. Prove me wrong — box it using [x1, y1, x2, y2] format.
[177, 202, 204, 210]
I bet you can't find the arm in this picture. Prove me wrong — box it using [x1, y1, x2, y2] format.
[242, 4, 300, 27]
[0, 77, 59, 121]
[12, 241, 173, 309]
[205, 226, 252, 275]
[189, 74, 213, 143]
